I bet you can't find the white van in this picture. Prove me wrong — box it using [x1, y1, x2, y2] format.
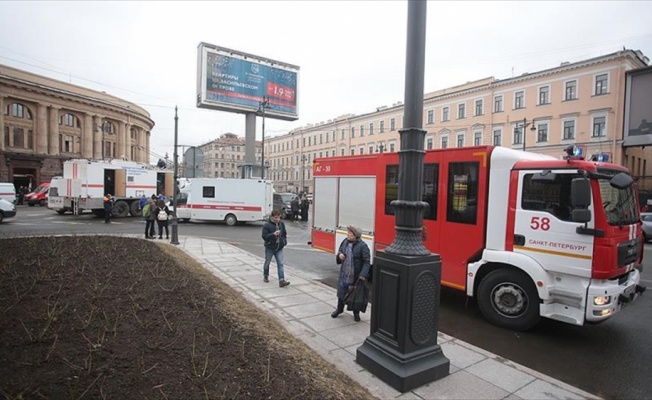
[0, 183, 16, 204]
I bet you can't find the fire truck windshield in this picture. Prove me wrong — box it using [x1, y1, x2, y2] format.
[597, 177, 638, 225]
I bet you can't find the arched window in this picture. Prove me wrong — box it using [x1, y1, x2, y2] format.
[4, 102, 33, 119]
[60, 113, 80, 127]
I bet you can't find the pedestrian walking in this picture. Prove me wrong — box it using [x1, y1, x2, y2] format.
[331, 225, 370, 322]
[103, 194, 114, 223]
[300, 194, 310, 222]
[290, 196, 300, 222]
[154, 200, 172, 239]
[138, 194, 148, 223]
[261, 209, 290, 287]
[144, 194, 157, 238]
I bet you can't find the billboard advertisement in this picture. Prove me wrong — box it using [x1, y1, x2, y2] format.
[196, 42, 299, 121]
[623, 65, 652, 147]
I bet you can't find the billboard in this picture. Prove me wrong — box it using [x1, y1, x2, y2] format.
[623, 65, 652, 147]
[196, 42, 299, 121]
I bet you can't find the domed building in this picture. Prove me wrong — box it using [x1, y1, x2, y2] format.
[0, 64, 154, 189]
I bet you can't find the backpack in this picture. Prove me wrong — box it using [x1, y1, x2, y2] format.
[157, 209, 168, 221]
[142, 203, 151, 217]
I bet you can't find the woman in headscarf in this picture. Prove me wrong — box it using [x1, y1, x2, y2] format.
[331, 225, 370, 322]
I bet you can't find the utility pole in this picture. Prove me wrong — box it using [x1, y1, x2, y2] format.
[259, 96, 269, 179]
[170, 106, 180, 245]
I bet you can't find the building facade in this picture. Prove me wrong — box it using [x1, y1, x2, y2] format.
[265, 49, 651, 195]
[0, 64, 154, 189]
[197, 133, 262, 179]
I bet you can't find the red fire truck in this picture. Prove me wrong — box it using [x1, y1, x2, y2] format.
[311, 145, 645, 330]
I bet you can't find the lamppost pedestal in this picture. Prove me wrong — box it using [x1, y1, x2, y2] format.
[356, 251, 449, 392]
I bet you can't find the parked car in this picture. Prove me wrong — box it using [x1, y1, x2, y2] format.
[0, 198, 17, 223]
[279, 193, 298, 219]
[25, 182, 50, 206]
[641, 212, 652, 242]
[273, 193, 288, 219]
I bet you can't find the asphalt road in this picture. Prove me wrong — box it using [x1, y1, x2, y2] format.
[2, 206, 651, 399]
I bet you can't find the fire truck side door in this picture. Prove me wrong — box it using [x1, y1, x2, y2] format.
[515, 170, 594, 277]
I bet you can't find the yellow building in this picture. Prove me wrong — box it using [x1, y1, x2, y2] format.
[266, 49, 650, 195]
[0, 64, 154, 189]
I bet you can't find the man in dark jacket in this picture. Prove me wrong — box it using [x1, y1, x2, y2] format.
[103, 194, 114, 223]
[261, 209, 290, 287]
[290, 196, 300, 222]
[331, 225, 370, 321]
[300, 195, 310, 222]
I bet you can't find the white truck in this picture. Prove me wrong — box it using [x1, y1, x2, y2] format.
[48, 159, 174, 217]
[172, 178, 273, 226]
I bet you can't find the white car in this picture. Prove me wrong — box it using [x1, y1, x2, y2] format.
[0, 198, 17, 223]
[641, 212, 652, 242]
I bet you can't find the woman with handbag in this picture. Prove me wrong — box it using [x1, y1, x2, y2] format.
[331, 225, 370, 322]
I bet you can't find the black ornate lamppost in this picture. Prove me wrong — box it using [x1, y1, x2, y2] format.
[170, 106, 180, 245]
[517, 117, 537, 151]
[356, 0, 449, 392]
[377, 142, 386, 154]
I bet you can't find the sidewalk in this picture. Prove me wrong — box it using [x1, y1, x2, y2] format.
[173, 236, 599, 400]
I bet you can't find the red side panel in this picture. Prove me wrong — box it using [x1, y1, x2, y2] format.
[312, 230, 336, 253]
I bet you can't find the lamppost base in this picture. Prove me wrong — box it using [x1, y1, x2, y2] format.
[169, 216, 180, 245]
[355, 250, 449, 392]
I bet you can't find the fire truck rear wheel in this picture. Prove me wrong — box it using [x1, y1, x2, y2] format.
[478, 269, 540, 331]
[225, 214, 237, 226]
[113, 201, 130, 218]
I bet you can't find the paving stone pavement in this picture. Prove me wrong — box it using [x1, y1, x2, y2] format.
[172, 236, 600, 400]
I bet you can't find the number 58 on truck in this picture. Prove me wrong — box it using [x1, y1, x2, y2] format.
[310, 145, 646, 330]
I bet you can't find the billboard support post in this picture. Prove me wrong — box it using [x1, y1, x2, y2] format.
[259, 96, 269, 179]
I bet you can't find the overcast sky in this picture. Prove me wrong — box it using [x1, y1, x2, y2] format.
[1, 1, 651, 163]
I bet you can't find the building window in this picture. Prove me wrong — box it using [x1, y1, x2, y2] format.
[494, 95, 503, 113]
[474, 131, 482, 146]
[595, 74, 608, 95]
[369, 122, 374, 135]
[13, 127, 24, 148]
[368, 145, 374, 154]
[458, 103, 466, 119]
[350, 148, 355, 155]
[442, 106, 450, 122]
[390, 142, 396, 152]
[537, 123, 548, 142]
[64, 135, 74, 153]
[513, 125, 523, 145]
[493, 129, 502, 146]
[390, 118, 396, 131]
[320, 133, 323, 144]
[379, 120, 385, 133]
[563, 120, 575, 140]
[457, 133, 464, 147]
[565, 80, 577, 100]
[441, 136, 448, 149]
[592, 116, 606, 137]
[426, 137, 433, 150]
[351, 127, 355, 138]
[12, 103, 24, 118]
[474, 99, 483, 116]
[360, 125, 365, 137]
[359, 147, 364, 155]
[341, 129, 345, 140]
[341, 148, 345, 156]
[538, 86, 549, 105]
[427, 109, 434, 124]
[514, 91, 524, 109]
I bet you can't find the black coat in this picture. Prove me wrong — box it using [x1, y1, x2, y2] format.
[336, 237, 371, 281]
[262, 218, 287, 251]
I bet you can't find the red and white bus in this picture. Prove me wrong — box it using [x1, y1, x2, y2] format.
[311, 145, 645, 330]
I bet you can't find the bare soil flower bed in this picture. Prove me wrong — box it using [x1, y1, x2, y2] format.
[0, 236, 373, 399]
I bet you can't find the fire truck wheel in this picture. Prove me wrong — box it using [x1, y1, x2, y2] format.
[113, 201, 130, 218]
[39, 199, 46, 207]
[478, 269, 540, 331]
[225, 214, 238, 226]
[56, 209, 66, 215]
[130, 201, 142, 217]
